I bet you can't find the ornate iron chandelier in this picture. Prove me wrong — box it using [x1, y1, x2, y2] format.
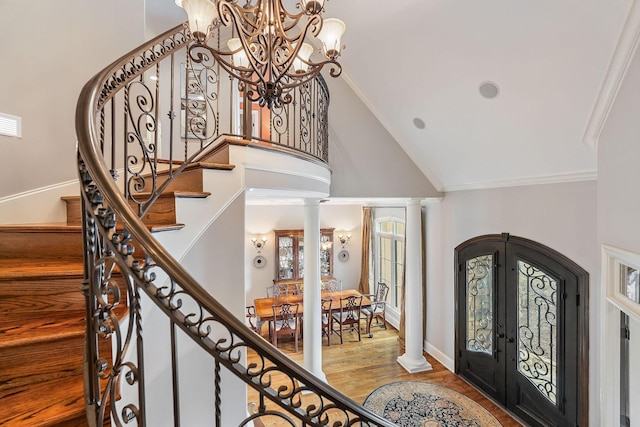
[177, 0, 346, 109]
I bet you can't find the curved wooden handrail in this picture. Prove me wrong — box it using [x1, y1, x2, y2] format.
[75, 23, 392, 427]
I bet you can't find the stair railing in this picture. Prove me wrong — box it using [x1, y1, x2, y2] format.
[76, 22, 392, 427]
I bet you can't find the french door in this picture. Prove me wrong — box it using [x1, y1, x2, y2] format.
[455, 234, 588, 427]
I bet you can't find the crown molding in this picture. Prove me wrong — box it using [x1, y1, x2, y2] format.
[443, 170, 597, 192]
[583, 0, 640, 149]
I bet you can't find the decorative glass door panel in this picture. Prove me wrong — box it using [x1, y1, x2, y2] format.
[516, 260, 557, 404]
[457, 234, 587, 427]
[466, 255, 494, 355]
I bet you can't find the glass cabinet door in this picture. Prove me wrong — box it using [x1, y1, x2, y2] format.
[298, 236, 304, 279]
[274, 229, 334, 281]
[278, 236, 295, 279]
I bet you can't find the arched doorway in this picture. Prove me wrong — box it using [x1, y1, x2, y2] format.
[455, 233, 588, 426]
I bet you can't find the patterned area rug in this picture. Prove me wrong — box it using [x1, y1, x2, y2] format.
[363, 381, 502, 426]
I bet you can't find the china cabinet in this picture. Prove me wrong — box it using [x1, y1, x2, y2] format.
[274, 228, 334, 282]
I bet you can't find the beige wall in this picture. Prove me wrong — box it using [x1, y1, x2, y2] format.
[325, 76, 442, 198]
[0, 0, 145, 199]
[597, 33, 640, 426]
[425, 180, 598, 421]
[245, 203, 364, 305]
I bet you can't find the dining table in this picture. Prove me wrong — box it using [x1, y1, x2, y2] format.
[253, 289, 371, 322]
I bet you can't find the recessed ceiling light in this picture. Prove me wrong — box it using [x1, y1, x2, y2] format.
[479, 81, 499, 99]
[413, 117, 426, 130]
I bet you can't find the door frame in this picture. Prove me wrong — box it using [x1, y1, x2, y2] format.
[454, 233, 589, 426]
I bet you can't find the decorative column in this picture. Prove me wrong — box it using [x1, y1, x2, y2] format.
[397, 199, 432, 373]
[303, 198, 326, 381]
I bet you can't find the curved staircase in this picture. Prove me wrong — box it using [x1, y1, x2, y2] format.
[2, 19, 392, 426]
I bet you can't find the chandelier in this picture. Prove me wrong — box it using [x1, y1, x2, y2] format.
[177, 0, 346, 109]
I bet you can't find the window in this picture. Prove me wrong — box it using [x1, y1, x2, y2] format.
[375, 218, 405, 311]
[602, 245, 640, 426]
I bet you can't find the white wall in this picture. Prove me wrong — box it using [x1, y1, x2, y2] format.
[325, 76, 441, 198]
[597, 35, 640, 427]
[245, 203, 363, 306]
[179, 195, 247, 425]
[0, 0, 145, 201]
[425, 180, 598, 420]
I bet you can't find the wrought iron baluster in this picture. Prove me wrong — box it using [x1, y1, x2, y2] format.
[76, 23, 388, 427]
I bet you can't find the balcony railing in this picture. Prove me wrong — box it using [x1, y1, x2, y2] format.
[75, 22, 392, 427]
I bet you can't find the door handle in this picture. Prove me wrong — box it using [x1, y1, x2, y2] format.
[507, 337, 515, 343]
[496, 332, 505, 338]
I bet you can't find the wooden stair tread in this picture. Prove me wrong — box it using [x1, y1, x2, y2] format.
[61, 190, 211, 202]
[0, 258, 84, 280]
[0, 375, 86, 427]
[0, 222, 184, 235]
[0, 223, 81, 233]
[0, 315, 85, 349]
[148, 223, 185, 232]
[157, 158, 236, 170]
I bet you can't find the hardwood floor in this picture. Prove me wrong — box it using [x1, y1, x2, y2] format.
[247, 323, 524, 426]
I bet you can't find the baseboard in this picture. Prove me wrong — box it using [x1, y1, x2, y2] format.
[425, 341, 455, 372]
[0, 179, 78, 224]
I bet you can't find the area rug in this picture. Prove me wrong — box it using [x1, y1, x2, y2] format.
[363, 381, 502, 426]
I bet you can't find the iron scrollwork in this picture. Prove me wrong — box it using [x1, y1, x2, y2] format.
[517, 260, 558, 404]
[77, 22, 389, 427]
[466, 255, 494, 355]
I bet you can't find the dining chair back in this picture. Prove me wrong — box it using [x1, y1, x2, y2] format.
[331, 295, 363, 344]
[321, 279, 340, 292]
[321, 298, 333, 346]
[271, 302, 300, 352]
[362, 282, 389, 337]
[245, 305, 261, 334]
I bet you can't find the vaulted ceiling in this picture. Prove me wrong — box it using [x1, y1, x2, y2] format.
[148, 0, 635, 192]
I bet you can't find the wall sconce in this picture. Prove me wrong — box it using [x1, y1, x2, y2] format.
[251, 237, 267, 253]
[337, 233, 352, 248]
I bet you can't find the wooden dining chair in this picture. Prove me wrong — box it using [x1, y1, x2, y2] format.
[321, 298, 333, 346]
[331, 295, 363, 344]
[267, 283, 289, 298]
[271, 302, 300, 352]
[245, 305, 262, 334]
[321, 279, 340, 292]
[361, 282, 389, 338]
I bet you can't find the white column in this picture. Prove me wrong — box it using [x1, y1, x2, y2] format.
[303, 198, 326, 381]
[397, 199, 432, 373]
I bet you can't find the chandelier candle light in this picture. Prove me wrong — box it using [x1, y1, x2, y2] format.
[177, 0, 346, 109]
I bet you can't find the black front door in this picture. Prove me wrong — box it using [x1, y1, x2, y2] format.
[456, 234, 588, 427]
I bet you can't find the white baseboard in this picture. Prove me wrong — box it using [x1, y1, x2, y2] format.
[425, 341, 455, 372]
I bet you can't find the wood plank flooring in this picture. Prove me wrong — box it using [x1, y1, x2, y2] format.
[247, 324, 524, 426]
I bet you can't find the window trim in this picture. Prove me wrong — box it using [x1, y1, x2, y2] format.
[374, 216, 405, 317]
[604, 244, 640, 322]
[600, 244, 640, 426]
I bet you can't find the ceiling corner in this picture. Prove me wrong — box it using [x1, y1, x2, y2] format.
[582, 0, 640, 150]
